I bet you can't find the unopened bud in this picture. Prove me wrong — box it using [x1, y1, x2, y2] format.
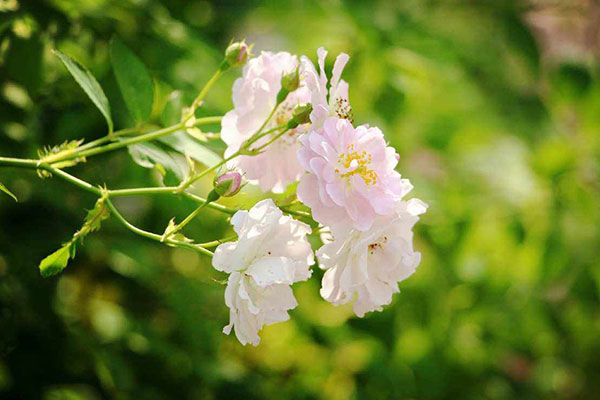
[222, 40, 250, 70]
[288, 103, 313, 129]
[276, 67, 300, 104]
[281, 67, 300, 92]
[213, 170, 243, 197]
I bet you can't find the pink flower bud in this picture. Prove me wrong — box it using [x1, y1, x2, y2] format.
[223, 41, 250, 69]
[213, 171, 243, 197]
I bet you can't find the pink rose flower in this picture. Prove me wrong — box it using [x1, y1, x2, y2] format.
[222, 51, 311, 193]
[297, 117, 412, 233]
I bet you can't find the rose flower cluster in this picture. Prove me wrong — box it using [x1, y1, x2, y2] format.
[214, 46, 427, 346]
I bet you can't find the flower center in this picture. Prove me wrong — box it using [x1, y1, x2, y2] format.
[368, 236, 388, 255]
[335, 143, 377, 185]
[334, 97, 354, 124]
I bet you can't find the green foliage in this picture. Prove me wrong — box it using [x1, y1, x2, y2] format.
[0, 182, 17, 202]
[53, 50, 114, 133]
[38, 197, 109, 278]
[38, 244, 71, 278]
[73, 196, 110, 242]
[110, 38, 154, 125]
[158, 131, 222, 168]
[127, 141, 189, 184]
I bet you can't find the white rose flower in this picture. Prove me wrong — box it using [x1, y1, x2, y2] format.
[317, 197, 427, 317]
[212, 199, 314, 345]
[221, 51, 311, 193]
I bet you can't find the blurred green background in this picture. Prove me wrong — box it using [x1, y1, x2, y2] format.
[1, 0, 600, 399]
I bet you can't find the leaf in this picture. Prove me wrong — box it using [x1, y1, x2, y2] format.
[158, 130, 222, 168]
[38, 197, 109, 278]
[160, 90, 184, 126]
[53, 50, 113, 133]
[0, 182, 17, 202]
[39, 244, 72, 278]
[128, 141, 189, 184]
[73, 197, 110, 243]
[110, 38, 154, 124]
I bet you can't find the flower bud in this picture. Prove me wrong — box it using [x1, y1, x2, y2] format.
[276, 67, 300, 104]
[287, 103, 313, 129]
[213, 170, 243, 197]
[222, 40, 250, 70]
[281, 67, 300, 92]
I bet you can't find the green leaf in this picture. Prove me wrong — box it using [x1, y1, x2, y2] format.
[128, 141, 189, 184]
[53, 50, 113, 133]
[73, 197, 110, 243]
[110, 38, 154, 124]
[159, 131, 222, 168]
[39, 244, 71, 278]
[0, 182, 17, 202]
[160, 90, 184, 126]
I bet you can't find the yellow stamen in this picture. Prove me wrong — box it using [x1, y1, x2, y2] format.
[336, 144, 377, 185]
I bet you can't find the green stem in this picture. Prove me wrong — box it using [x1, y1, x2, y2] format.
[108, 186, 237, 215]
[182, 192, 237, 214]
[279, 205, 312, 219]
[0, 157, 102, 196]
[104, 198, 213, 257]
[197, 235, 238, 248]
[185, 69, 223, 122]
[165, 201, 208, 238]
[182, 153, 235, 189]
[44, 116, 222, 165]
[0, 157, 38, 168]
[254, 127, 291, 152]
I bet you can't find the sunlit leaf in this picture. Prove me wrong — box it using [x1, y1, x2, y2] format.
[110, 37, 154, 124]
[53, 49, 113, 133]
[39, 244, 71, 278]
[128, 141, 189, 184]
[158, 131, 222, 168]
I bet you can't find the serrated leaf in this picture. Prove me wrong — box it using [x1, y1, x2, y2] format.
[128, 141, 189, 184]
[74, 197, 110, 242]
[0, 182, 17, 202]
[158, 130, 222, 168]
[38, 197, 109, 278]
[110, 38, 154, 124]
[54, 50, 113, 133]
[39, 244, 71, 278]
